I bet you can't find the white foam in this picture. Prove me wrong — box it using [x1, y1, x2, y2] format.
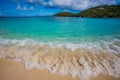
[0, 38, 120, 80]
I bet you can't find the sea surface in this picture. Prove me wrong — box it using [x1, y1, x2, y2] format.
[0, 17, 120, 80]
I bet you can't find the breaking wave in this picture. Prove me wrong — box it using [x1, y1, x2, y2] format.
[0, 38, 120, 80]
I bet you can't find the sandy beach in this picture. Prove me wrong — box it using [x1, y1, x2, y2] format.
[0, 58, 120, 80]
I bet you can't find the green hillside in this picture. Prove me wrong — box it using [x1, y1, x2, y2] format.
[53, 12, 74, 17]
[53, 5, 120, 18]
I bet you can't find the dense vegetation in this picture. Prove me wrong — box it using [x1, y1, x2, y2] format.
[53, 5, 120, 18]
[53, 12, 74, 17]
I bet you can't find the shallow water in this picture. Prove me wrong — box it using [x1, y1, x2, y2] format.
[0, 17, 120, 42]
[0, 17, 120, 80]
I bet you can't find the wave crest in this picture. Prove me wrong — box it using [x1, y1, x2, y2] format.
[0, 38, 120, 80]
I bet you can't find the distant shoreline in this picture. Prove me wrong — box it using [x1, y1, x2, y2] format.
[0, 16, 120, 19]
[0, 16, 52, 18]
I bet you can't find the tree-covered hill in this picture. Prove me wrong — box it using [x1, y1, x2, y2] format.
[53, 12, 74, 17]
[53, 5, 120, 18]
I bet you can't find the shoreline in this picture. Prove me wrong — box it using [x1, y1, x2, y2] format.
[0, 58, 120, 80]
[0, 58, 79, 80]
[0, 38, 120, 80]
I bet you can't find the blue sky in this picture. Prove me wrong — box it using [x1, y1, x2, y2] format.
[0, 0, 120, 16]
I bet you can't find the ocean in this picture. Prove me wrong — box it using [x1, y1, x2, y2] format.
[0, 17, 120, 80]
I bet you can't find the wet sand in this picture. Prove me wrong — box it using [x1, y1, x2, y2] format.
[0, 58, 120, 80]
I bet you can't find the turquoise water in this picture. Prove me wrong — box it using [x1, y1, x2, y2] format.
[0, 17, 120, 43]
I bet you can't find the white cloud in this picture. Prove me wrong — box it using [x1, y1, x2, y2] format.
[16, 4, 34, 11]
[16, 3, 21, 10]
[22, 6, 27, 10]
[72, 0, 90, 10]
[28, 0, 34, 3]
[29, 6, 34, 10]
[16, 4, 27, 11]
[28, 0, 44, 4]
[47, 0, 117, 10]
[50, 0, 71, 7]
[27, 0, 118, 10]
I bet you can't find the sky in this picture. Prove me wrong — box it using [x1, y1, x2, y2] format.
[0, 0, 120, 16]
